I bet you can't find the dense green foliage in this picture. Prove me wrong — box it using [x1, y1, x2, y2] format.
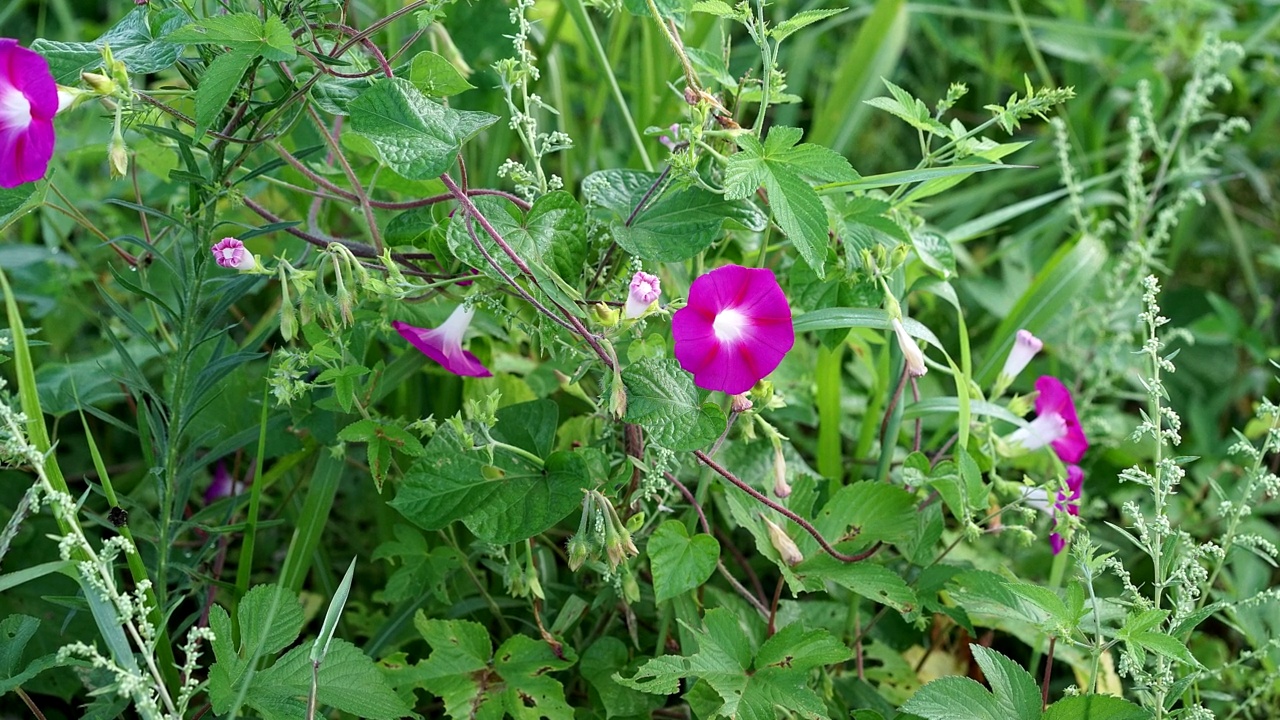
[1, 1, 1278, 719]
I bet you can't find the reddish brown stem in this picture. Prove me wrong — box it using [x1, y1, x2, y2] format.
[693, 450, 882, 564]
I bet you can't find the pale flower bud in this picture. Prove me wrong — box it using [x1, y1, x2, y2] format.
[772, 443, 791, 498]
[891, 317, 927, 378]
[994, 329, 1044, 396]
[80, 71, 116, 96]
[762, 515, 803, 566]
[108, 129, 128, 179]
[624, 271, 661, 319]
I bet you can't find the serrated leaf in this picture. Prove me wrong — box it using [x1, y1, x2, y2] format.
[970, 646, 1041, 720]
[409, 50, 475, 96]
[247, 640, 411, 720]
[617, 608, 845, 720]
[809, 481, 917, 553]
[769, 9, 845, 42]
[648, 521, 720, 603]
[237, 584, 306, 658]
[582, 169, 765, 263]
[864, 79, 949, 135]
[901, 676, 1003, 720]
[581, 638, 664, 719]
[621, 357, 727, 451]
[722, 127, 858, 278]
[167, 14, 296, 59]
[1041, 694, 1152, 720]
[796, 556, 917, 614]
[1128, 631, 1202, 668]
[692, 0, 741, 18]
[391, 426, 591, 544]
[195, 49, 254, 138]
[446, 192, 587, 311]
[350, 77, 498, 180]
[33, 7, 187, 82]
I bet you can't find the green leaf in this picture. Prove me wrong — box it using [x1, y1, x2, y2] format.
[1040, 695, 1152, 720]
[167, 13, 296, 60]
[409, 50, 475, 96]
[621, 357, 727, 451]
[863, 78, 950, 136]
[0, 615, 63, 695]
[901, 676, 1003, 720]
[583, 169, 765, 263]
[194, 49, 254, 138]
[793, 307, 945, 350]
[392, 427, 591, 544]
[970, 646, 1041, 720]
[350, 78, 498, 180]
[582, 638, 664, 718]
[795, 556, 917, 614]
[250, 640, 412, 720]
[492, 399, 559, 459]
[648, 521, 720, 603]
[447, 192, 587, 314]
[768, 9, 845, 42]
[617, 609, 847, 720]
[413, 616, 577, 720]
[0, 182, 47, 233]
[913, 231, 956, 279]
[809, 481, 917, 552]
[237, 584, 306, 659]
[816, 162, 1032, 193]
[33, 7, 188, 83]
[724, 127, 859, 278]
[1127, 632, 1202, 668]
[373, 527, 460, 604]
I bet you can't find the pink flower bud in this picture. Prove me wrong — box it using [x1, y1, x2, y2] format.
[772, 444, 791, 498]
[998, 329, 1044, 387]
[624, 271, 661, 319]
[211, 238, 257, 271]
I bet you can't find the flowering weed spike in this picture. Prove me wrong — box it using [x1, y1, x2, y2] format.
[393, 305, 492, 377]
[672, 264, 794, 395]
[0, 39, 57, 188]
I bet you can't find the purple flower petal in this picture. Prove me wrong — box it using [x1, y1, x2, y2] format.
[0, 39, 56, 189]
[393, 317, 492, 378]
[672, 264, 794, 395]
[1034, 376, 1088, 463]
[1049, 532, 1067, 555]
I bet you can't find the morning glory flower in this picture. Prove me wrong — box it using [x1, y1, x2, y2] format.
[211, 237, 258, 270]
[0, 39, 58, 189]
[624, 271, 661, 319]
[392, 305, 492, 378]
[1007, 376, 1088, 463]
[891, 317, 928, 378]
[672, 264, 794, 395]
[204, 460, 246, 504]
[994, 329, 1043, 396]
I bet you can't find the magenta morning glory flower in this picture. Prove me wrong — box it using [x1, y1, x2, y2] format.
[672, 264, 794, 395]
[624, 271, 661, 319]
[205, 460, 247, 504]
[0, 39, 58, 189]
[392, 305, 492, 378]
[1007, 376, 1089, 463]
[211, 237, 257, 270]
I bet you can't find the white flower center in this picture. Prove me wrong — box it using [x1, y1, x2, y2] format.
[1008, 412, 1067, 452]
[712, 307, 749, 343]
[0, 86, 33, 131]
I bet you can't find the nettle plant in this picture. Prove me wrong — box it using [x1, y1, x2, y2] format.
[0, 1, 1272, 719]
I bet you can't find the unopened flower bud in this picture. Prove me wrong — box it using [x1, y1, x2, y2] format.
[108, 129, 128, 179]
[762, 515, 803, 566]
[891, 317, 927, 378]
[81, 71, 116, 96]
[772, 443, 791, 498]
[591, 302, 620, 327]
[211, 237, 258, 271]
[993, 329, 1044, 397]
[566, 535, 590, 571]
[624, 271, 661, 319]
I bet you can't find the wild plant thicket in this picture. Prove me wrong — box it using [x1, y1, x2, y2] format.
[1, 0, 1277, 719]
